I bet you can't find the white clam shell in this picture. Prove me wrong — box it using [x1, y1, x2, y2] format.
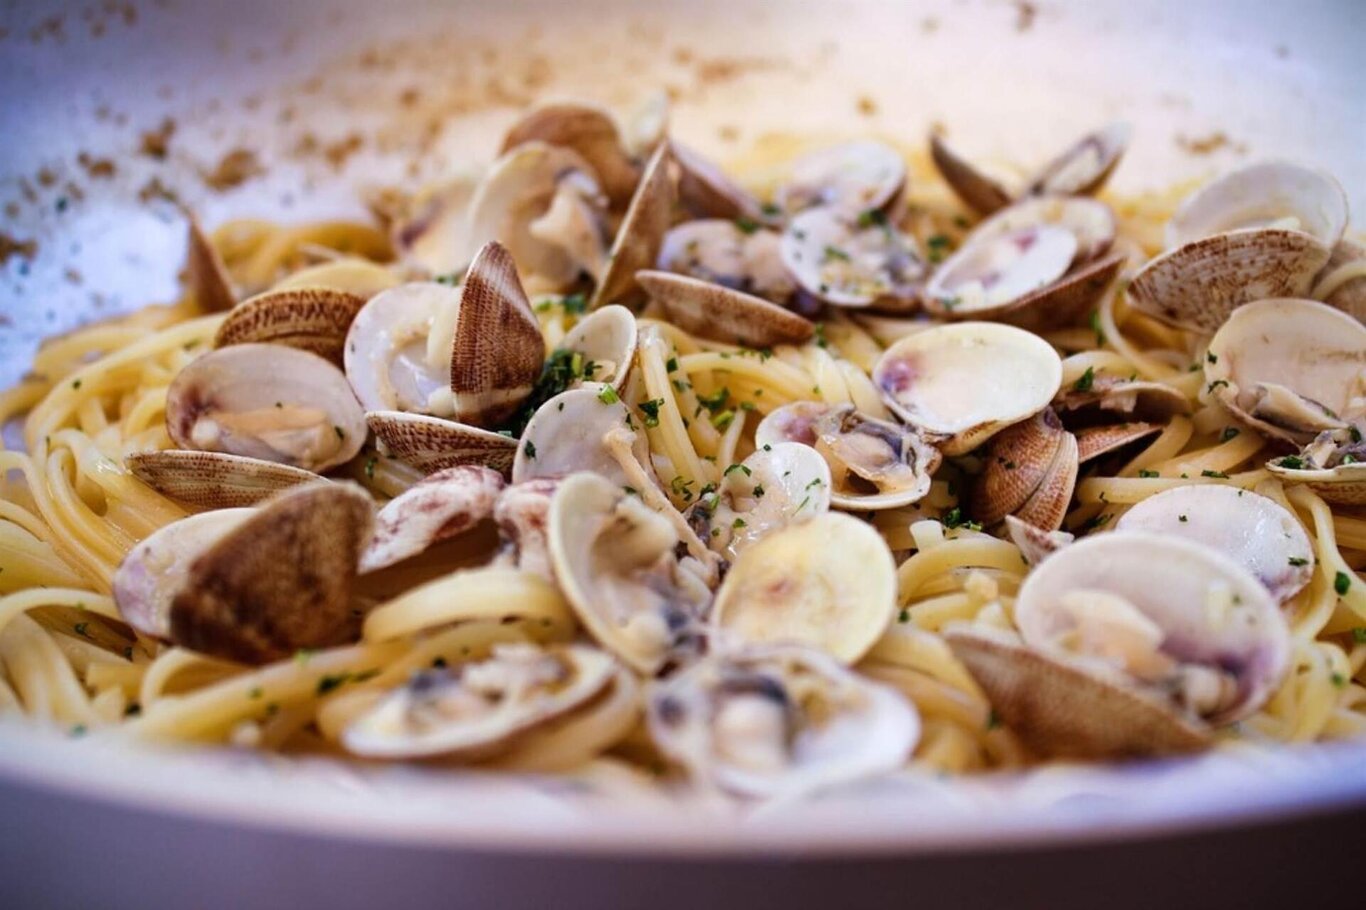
[512, 388, 652, 487]
[711, 512, 896, 664]
[1166, 160, 1348, 251]
[361, 466, 505, 573]
[780, 206, 925, 308]
[1115, 485, 1314, 603]
[775, 140, 906, 216]
[872, 322, 1063, 455]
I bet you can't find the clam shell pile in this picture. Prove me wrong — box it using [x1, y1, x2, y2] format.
[100, 96, 1366, 796]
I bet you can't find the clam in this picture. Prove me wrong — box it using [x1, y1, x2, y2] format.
[928, 133, 1013, 217]
[1004, 514, 1073, 566]
[672, 143, 774, 224]
[385, 174, 479, 277]
[1115, 485, 1313, 602]
[657, 219, 796, 305]
[872, 322, 1063, 455]
[500, 101, 640, 209]
[126, 449, 319, 510]
[646, 643, 919, 798]
[687, 442, 832, 562]
[1266, 425, 1366, 506]
[636, 270, 814, 347]
[968, 407, 1078, 531]
[755, 402, 940, 510]
[272, 259, 400, 299]
[1164, 161, 1347, 251]
[1314, 239, 1366, 321]
[972, 195, 1117, 264]
[922, 224, 1124, 330]
[947, 530, 1290, 758]
[343, 643, 619, 760]
[554, 303, 639, 392]
[1053, 376, 1192, 424]
[592, 142, 675, 309]
[112, 481, 375, 664]
[547, 472, 712, 675]
[1023, 122, 1132, 198]
[447, 242, 545, 427]
[214, 286, 368, 366]
[185, 215, 237, 311]
[1073, 421, 1162, 463]
[365, 412, 518, 476]
[930, 123, 1130, 215]
[711, 512, 896, 664]
[493, 478, 561, 580]
[360, 466, 505, 573]
[344, 282, 463, 416]
[512, 388, 652, 487]
[1204, 298, 1366, 445]
[1130, 162, 1346, 332]
[779, 206, 926, 309]
[467, 142, 609, 289]
[166, 343, 365, 473]
[774, 140, 906, 216]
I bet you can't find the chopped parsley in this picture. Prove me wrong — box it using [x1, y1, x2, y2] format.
[941, 507, 982, 531]
[822, 244, 851, 262]
[1335, 572, 1353, 597]
[752, 484, 766, 499]
[71, 379, 82, 390]
[1219, 427, 1240, 442]
[522, 440, 537, 459]
[1352, 628, 1366, 644]
[711, 409, 735, 431]
[560, 293, 587, 315]
[1138, 469, 1159, 478]
[1201, 469, 1229, 479]
[898, 608, 910, 623]
[1288, 557, 1309, 567]
[333, 426, 345, 440]
[73, 622, 91, 639]
[1206, 379, 1229, 393]
[597, 386, 619, 405]
[1072, 367, 1095, 393]
[1276, 455, 1305, 470]
[1178, 514, 1188, 523]
[723, 463, 752, 477]
[734, 216, 760, 235]
[696, 387, 730, 413]
[1089, 310, 1105, 345]
[856, 208, 888, 229]
[1331, 673, 1347, 689]
[665, 356, 679, 373]
[1206, 351, 1218, 364]
[638, 398, 665, 427]
[732, 518, 747, 529]
[926, 234, 952, 263]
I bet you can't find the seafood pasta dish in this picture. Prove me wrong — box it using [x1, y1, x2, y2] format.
[2, 97, 1364, 803]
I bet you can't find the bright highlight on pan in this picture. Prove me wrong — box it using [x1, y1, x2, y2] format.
[2, 97, 1365, 802]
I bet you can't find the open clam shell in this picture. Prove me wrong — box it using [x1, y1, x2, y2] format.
[500, 101, 640, 209]
[385, 175, 480, 278]
[872, 322, 1063, 455]
[556, 304, 638, 392]
[547, 472, 711, 675]
[928, 132, 1013, 217]
[1165, 161, 1348, 251]
[1128, 229, 1331, 333]
[343, 643, 619, 760]
[688, 441, 832, 561]
[1266, 426, 1366, 506]
[1003, 514, 1073, 566]
[185, 215, 237, 312]
[214, 286, 367, 366]
[945, 626, 1212, 758]
[113, 481, 375, 664]
[126, 449, 319, 510]
[468, 142, 609, 289]
[973, 196, 1117, 265]
[775, 140, 906, 217]
[592, 142, 675, 309]
[1073, 421, 1162, 463]
[344, 282, 460, 415]
[1115, 485, 1314, 602]
[512, 388, 652, 487]
[1204, 298, 1366, 445]
[780, 206, 925, 309]
[1053, 376, 1192, 424]
[657, 220, 796, 305]
[922, 225, 1075, 318]
[755, 402, 940, 510]
[366, 411, 518, 476]
[166, 343, 366, 473]
[636, 270, 814, 348]
[711, 512, 896, 664]
[672, 142, 774, 224]
[1022, 122, 1131, 198]
[968, 408, 1078, 531]
[646, 643, 919, 799]
[950, 528, 1290, 759]
[493, 479, 561, 580]
[360, 466, 505, 573]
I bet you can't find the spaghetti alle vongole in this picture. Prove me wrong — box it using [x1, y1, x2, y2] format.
[1, 99, 1364, 799]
